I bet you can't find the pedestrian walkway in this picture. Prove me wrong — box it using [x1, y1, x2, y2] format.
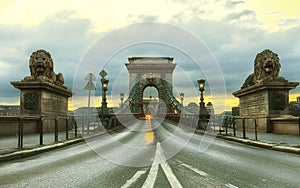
[248, 132, 300, 147]
[200, 127, 300, 154]
[219, 128, 300, 148]
[0, 125, 123, 162]
[0, 130, 79, 155]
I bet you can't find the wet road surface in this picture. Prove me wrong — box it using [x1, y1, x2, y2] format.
[0, 119, 299, 187]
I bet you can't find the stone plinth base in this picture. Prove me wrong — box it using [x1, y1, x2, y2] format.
[11, 80, 72, 117]
[271, 115, 300, 135]
[233, 81, 299, 117]
[4, 80, 73, 135]
[233, 80, 298, 133]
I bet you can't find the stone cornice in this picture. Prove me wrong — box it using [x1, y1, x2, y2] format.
[233, 81, 299, 97]
[11, 80, 72, 97]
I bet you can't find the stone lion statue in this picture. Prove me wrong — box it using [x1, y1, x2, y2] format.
[242, 49, 286, 89]
[24, 49, 64, 86]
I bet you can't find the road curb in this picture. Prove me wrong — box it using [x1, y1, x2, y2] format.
[195, 130, 300, 155]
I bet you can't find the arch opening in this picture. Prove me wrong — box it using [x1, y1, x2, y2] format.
[143, 86, 159, 117]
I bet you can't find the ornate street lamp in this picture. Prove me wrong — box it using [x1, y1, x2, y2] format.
[99, 70, 109, 121]
[120, 93, 125, 107]
[197, 79, 205, 108]
[197, 79, 209, 129]
[179, 93, 184, 106]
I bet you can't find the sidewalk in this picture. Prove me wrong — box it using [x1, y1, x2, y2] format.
[197, 127, 300, 155]
[0, 130, 79, 155]
[0, 126, 124, 162]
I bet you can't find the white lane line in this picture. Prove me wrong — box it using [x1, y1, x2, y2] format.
[121, 170, 147, 188]
[142, 145, 160, 188]
[224, 183, 239, 188]
[179, 163, 208, 177]
[157, 142, 183, 188]
[179, 161, 238, 188]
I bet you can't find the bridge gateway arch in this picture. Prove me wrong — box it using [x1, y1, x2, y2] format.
[124, 57, 181, 115]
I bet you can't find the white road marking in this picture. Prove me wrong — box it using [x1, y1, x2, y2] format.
[143, 142, 183, 188]
[121, 170, 147, 188]
[179, 160, 238, 188]
[224, 183, 239, 188]
[180, 163, 208, 177]
[157, 143, 183, 188]
[142, 145, 160, 188]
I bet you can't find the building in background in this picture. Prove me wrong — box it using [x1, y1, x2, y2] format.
[0, 105, 20, 116]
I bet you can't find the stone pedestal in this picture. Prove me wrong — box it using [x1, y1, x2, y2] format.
[11, 80, 72, 117]
[233, 80, 299, 132]
[10, 80, 72, 133]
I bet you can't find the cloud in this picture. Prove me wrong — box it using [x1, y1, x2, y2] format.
[225, 0, 245, 9]
[138, 15, 159, 22]
[1, 2, 300, 110]
[223, 9, 256, 23]
[173, 16, 300, 96]
[277, 18, 300, 30]
[0, 11, 101, 105]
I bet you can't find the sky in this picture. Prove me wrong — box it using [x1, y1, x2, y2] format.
[0, 0, 300, 113]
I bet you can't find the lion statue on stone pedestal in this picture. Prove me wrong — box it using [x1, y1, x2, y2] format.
[24, 49, 64, 86]
[242, 49, 286, 89]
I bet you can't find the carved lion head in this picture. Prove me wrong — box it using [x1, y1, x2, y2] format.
[254, 49, 280, 84]
[29, 49, 55, 81]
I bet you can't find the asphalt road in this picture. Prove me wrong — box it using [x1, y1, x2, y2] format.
[0, 119, 299, 188]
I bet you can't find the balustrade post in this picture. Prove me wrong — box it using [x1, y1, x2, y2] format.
[225, 116, 228, 135]
[254, 118, 258, 140]
[55, 117, 59, 142]
[242, 118, 246, 139]
[81, 116, 84, 135]
[39, 116, 44, 145]
[233, 117, 236, 137]
[219, 116, 222, 134]
[66, 117, 69, 140]
[74, 116, 78, 138]
[18, 117, 24, 148]
[298, 117, 300, 136]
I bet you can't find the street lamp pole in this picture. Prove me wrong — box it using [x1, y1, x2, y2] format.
[180, 93, 184, 106]
[197, 79, 209, 129]
[198, 80, 205, 108]
[120, 93, 125, 107]
[99, 70, 109, 123]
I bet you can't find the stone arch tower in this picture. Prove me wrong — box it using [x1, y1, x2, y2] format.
[125, 57, 177, 114]
[126, 57, 176, 92]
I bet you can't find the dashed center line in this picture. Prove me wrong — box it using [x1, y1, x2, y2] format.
[178, 160, 239, 188]
[224, 183, 239, 188]
[180, 163, 208, 177]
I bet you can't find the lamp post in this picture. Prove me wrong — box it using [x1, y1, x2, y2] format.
[197, 79, 209, 129]
[120, 93, 125, 107]
[198, 79, 205, 108]
[99, 70, 109, 122]
[179, 93, 184, 106]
